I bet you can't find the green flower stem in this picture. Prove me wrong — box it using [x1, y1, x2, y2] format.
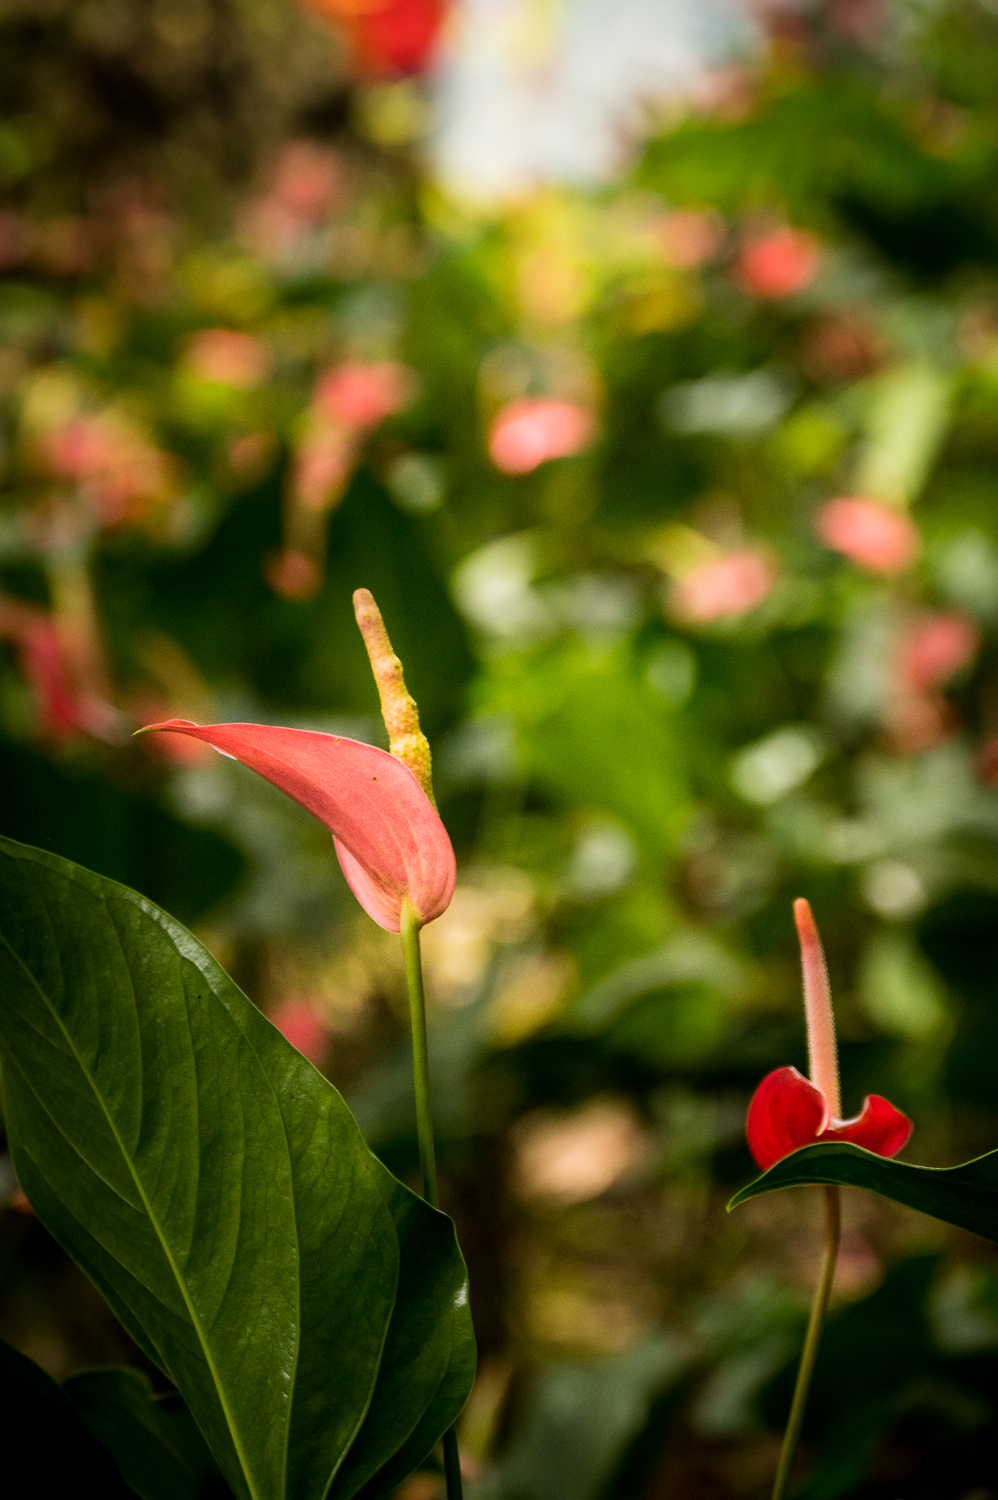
[400, 902, 438, 1206]
[400, 902, 464, 1500]
[771, 1185, 841, 1500]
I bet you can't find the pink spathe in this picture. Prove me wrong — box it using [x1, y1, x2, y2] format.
[139, 720, 455, 931]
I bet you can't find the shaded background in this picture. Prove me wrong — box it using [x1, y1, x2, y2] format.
[5, 0, 998, 1495]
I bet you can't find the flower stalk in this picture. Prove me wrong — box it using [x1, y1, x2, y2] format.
[771, 900, 843, 1500]
[357, 594, 464, 1500]
[770, 1185, 841, 1500]
[400, 900, 439, 1208]
[399, 901, 463, 1500]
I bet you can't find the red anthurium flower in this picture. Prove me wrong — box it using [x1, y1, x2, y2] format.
[746, 899, 912, 1171]
[138, 718, 455, 932]
[747, 1065, 913, 1171]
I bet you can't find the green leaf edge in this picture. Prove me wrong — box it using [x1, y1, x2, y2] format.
[728, 1140, 998, 1244]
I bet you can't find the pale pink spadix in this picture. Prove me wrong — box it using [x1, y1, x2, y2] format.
[793, 897, 841, 1118]
[137, 720, 455, 932]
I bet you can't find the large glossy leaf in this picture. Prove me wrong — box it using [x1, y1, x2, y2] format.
[729, 1140, 998, 1242]
[0, 836, 474, 1500]
[0, 1335, 139, 1499]
[65, 1369, 233, 1500]
[330, 1178, 474, 1500]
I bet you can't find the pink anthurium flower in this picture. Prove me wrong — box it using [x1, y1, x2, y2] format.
[137, 718, 455, 931]
[746, 900, 912, 1171]
[138, 591, 455, 933]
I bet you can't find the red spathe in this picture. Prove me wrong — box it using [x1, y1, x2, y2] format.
[747, 1065, 913, 1171]
[141, 720, 455, 931]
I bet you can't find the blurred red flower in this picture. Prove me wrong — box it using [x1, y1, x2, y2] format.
[0, 599, 80, 740]
[733, 227, 822, 299]
[301, 0, 446, 76]
[488, 398, 596, 475]
[816, 496, 921, 574]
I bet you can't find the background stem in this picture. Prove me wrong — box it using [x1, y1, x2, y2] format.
[399, 903, 464, 1500]
[771, 1186, 841, 1500]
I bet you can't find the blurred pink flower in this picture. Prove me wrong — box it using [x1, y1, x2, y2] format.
[670, 550, 778, 624]
[488, 398, 596, 476]
[44, 414, 176, 527]
[880, 610, 978, 755]
[816, 496, 921, 574]
[898, 611, 980, 693]
[268, 998, 331, 1067]
[242, 141, 342, 262]
[291, 428, 353, 511]
[657, 209, 725, 270]
[182, 329, 271, 388]
[313, 361, 414, 429]
[733, 228, 821, 299]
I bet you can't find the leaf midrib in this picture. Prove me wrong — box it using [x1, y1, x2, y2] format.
[0, 908, 267, 1500]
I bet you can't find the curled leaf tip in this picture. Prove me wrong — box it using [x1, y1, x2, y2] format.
[353, 587, 436, 807]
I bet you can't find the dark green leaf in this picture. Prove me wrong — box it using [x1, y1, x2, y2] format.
[0, 1336, 138, 1499]
[728, 1141, 998, 1242]
[0, 837, 474, 1500]
[330, 1177, 475, 1500]
[65, 1368, 233, 1500]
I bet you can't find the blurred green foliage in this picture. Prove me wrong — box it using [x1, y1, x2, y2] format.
[6, 0, 998, 1494]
